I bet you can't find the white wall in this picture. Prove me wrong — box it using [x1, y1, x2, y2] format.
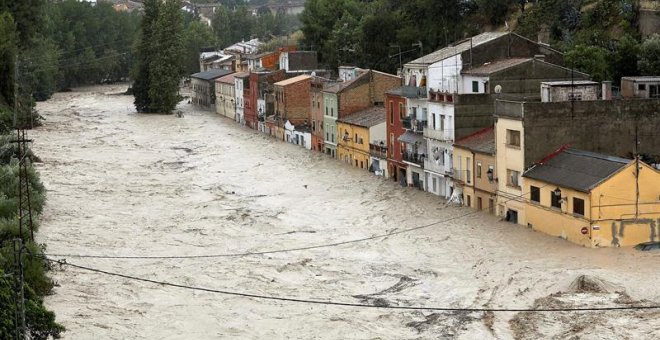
[462, 75, 489, 94]
[369, 122, 386, 144]
[428, 55, 463, 94]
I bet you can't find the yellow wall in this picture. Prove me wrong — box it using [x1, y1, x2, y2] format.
[524, 178, 592, 247]
[590, 161, 660, 247]
[524, 161, 660, 248]
[495, 117, 526, 224]
[337, 122, 370, 170]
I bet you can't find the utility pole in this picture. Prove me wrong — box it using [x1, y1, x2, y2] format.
[13, 238, 26, 340]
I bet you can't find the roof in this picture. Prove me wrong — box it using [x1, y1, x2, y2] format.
[216, 73, 237, 84]
[387, 86, 426, 99]
[522, 148, 631, 192]
[234, 72, 250, 79]
[398, 131, 425, 145]
[541, 80, 599, 86]
[323, 71, 370, 94]
[191, 69, 233, 81]
[621, 76, 660, 82]
[461, 58, 530, 76]
[274, 74, 312, 87]
[453, 127, 495, 154]
[406, 32, 509, 66]
[337, 106, 386, 128]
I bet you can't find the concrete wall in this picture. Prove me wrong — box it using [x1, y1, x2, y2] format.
[489, 59, 590, 96]
[454, 94, 495, 140]
[521, 99, 660, 166]
[462, 33, 564, 67]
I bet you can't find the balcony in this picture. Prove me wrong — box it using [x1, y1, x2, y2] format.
[429, 89, 455, 103]
[402, 151, 425, 166]
[369, 143, 387, 159]
[423, 128, 452, 142]
[402, 116, 426, 133]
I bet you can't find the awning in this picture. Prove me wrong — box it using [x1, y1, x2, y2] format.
[398, 131, 424, 145]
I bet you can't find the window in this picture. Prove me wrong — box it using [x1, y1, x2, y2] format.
[325, 107, 328, 116]
[638, 84, 646, 91]
[551, 191, 561, 209]
[312, 121, 316, 132]
[476, 162, 482, 178]
[472, 81, 479, 93]
[399, 102, 405, 119]
[506, 129, 521, 147]
[331, 133, 335, 143]
[355, 133, 358, 143]
[507, 169, 519, 188]
[331, 108, 334, 117]
[573, 198, 585, 216]
[326, 132, 329, 140]
[466, 157, 471, 184]
[432, 114, 437, 129]
[530, 186, 540, 203]
[389, 101, 394, 124]
[568, 92, 582, 101]
[466, 195, 471, 207]
[432, 177, 437, 191]
[440, 115, 445, 131]
[390, 133, 394, 156]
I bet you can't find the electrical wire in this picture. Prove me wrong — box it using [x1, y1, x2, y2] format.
[45, 257, 660, 313]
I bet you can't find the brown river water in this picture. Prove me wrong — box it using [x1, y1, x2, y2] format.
[32, 85, 659, 339]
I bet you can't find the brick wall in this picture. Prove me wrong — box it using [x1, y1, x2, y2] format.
[371, 72, 402, 104]
[280, 78, 312, 125]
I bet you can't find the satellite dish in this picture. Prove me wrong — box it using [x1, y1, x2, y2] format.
[494, 85, 502, 94]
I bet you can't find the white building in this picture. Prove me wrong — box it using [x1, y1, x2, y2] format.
[234, 72, 249, 126]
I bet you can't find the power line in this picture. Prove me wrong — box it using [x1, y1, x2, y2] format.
[45, 258, 660, 313]
[44, 185, 549, 260]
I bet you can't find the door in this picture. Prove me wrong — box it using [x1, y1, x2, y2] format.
[489, 199, 494, 213]
[506, 209, 518, 224]
[477, 197, 483, 210]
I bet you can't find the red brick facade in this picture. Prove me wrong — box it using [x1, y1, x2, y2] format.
[310, 79, 324, 152]
[246, 70, 285, 130]
[386, 92, 407, 184]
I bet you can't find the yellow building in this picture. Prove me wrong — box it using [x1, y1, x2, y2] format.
[336, 106, 386, 171]
[452, 127, 497, 213]
[522, 147, 660, 248]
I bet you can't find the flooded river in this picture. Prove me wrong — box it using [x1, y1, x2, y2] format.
[33, 85, 659, 339]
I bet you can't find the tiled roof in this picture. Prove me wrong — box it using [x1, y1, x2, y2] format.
[461, 58, 530, 76]
[191, 69, 233, 81]
[216, 73, 237, 84]
[406, 32, 509, 66]
[337, 106, 385, 128]
[453, 127, 495, 154]
[523, 148, 631, 192]
[323, 71, 370, 94]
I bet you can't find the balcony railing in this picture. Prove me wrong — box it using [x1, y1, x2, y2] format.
[429, 89, 455, 103]
[402, 116, 426, 133]
[402, 151, 425, 166]
[423, 128, 452, 141]
[369, 144, 387, 158]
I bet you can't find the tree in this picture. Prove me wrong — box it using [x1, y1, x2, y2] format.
[639, 34, 660, 76]
[211, 6, 231, 48]
[133, 0, 160, 112]
[611, 34, 640, 84]
[565, 44, 610, 82]
[148, 0, 184, 114]
[183, 21, 215, 75]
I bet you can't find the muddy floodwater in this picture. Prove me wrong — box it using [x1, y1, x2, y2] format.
[33, 85, 659, 339]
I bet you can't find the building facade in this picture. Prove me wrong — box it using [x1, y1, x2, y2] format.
[452, 127, 496, 213]
[336, 106, 386, 171]
[190, 69, 232, 109]
[234, 73, 248, 125]
[522, 148, 660, 247]
[215, 73, 237, 120]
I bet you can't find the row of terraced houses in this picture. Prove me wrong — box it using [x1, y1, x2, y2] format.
[189, 32, 660, 249]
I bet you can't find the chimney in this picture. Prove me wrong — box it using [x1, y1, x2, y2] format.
[538, 24, 550, 46]
[602, 81, 612, 100]
[534, 54, 546, 62]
